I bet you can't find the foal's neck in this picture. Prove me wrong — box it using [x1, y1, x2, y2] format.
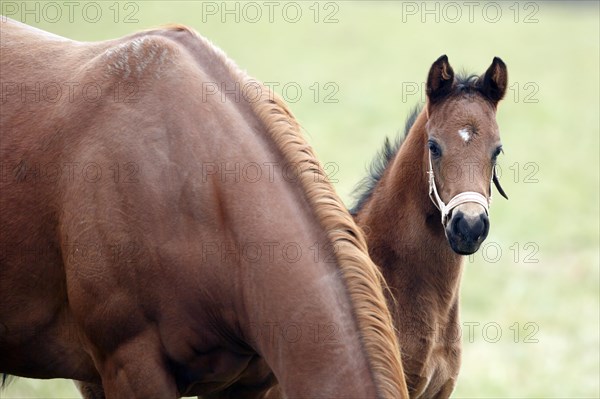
[356, 109, 463, 314]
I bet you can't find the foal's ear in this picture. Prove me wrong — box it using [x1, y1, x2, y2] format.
[426, 55, 455, 104]
[481, 57, 508, 105]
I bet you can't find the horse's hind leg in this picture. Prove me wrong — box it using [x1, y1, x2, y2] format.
[97, 340, 177, 399]
[75, 381, 105, 399]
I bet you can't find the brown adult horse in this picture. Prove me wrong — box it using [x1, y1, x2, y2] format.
[352, 56, 508, 397]
[0, 19, 408, 398]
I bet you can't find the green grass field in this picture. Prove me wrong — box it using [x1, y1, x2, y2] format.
[2, 1, 599, 397]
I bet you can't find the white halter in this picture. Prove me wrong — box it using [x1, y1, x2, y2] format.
[427, 150, 491, 226]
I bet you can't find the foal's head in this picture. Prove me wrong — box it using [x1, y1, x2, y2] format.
[424, 55, 508, 255]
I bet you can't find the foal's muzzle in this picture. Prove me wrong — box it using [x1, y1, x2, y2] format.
[445, 205, 490, 255]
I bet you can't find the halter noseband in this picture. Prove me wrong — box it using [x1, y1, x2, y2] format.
[427, 151, 491, 225]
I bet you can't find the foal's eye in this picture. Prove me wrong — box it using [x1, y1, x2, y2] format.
[492, 146, 503, 160]
[428, 140, 442, 158]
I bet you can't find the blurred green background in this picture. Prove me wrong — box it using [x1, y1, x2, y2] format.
[1, 1, 598, 398]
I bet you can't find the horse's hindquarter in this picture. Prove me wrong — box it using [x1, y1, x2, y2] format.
[0, 18, 265, 389]
[1, 20, 391, 397]
[0, 26, 276, 392]
[0, 19, 111, 381]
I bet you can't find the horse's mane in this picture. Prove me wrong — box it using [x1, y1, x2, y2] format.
[350, 73, 484, 215]
[248, 86, 407, 398]
[239, 64, 409, 399]
[166, 25, 407, 398]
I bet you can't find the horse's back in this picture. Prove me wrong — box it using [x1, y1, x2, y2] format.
[0, 17, 265, 248]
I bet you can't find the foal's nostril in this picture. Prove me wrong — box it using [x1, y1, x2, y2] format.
[479, 213, 490, 239]
[470, 217, 485, 240]
[451, 211, 467, 238]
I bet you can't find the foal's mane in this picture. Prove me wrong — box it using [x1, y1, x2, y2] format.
[350, 73, 484, 215]
[350, 105, 421, 215]
[166, 25, 407, 397]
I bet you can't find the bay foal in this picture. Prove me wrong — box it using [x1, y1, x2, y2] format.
[352, 55, 508, 398]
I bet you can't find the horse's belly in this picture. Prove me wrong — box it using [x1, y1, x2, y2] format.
[0, 314, 99, 382]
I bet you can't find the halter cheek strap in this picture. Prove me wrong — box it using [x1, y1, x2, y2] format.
[427, 151, 491, 225]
